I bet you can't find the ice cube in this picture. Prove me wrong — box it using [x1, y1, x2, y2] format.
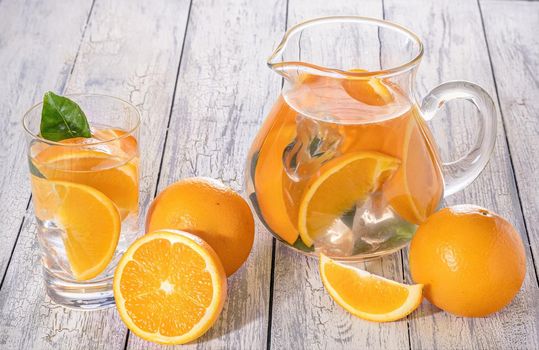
[314, 219, 355, 256]
[283, 116, 342, 181]
[352, 192, 413, 253]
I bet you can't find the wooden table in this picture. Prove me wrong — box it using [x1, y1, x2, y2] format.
[0, 0, 537, 349]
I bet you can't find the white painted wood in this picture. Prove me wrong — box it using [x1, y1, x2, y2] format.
[126, 0, 287, 348]
[0, 0, 191, 349]
[269, 1, 412, 349]
[481, 0, 539, 280]
[383, 0, 539, 348]
[0, 0, 93, 284]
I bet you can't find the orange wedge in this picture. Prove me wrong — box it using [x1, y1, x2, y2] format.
[253, 97, 300, 244]
[320, 254, 423, 322]
[32, 180, 121, 280]
[383, 114, 443, 224]
[93, 128, 138, 156]
[342, 69, 394, 106]
[113, 229, 227, 345]
[298, 151, 400, 246]
[34, 147, 138, 219]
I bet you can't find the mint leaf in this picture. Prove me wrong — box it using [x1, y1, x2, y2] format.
[292, 236, 314, 252]
[40, 91, 91, 141]
[28, 158, 45, 178]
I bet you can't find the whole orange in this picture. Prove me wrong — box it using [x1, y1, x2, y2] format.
[409, 205, 526, 317]
[146, 178, 254, 277]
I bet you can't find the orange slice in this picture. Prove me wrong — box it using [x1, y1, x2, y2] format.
[113, 229, 227, 345]
[35, 143, 114, 167]
[33, 180, 121, 280]
[320, 254, 423, 322]
[93, 128, 138, 156]
[298, 151, 400, 246]
[342, 69, 394, 106]
[34, 148, 138, 219]
[383, 113, 443, 224]
[253, 97, 300, 244]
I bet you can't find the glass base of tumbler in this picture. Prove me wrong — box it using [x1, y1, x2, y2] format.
[43, 268, 116, 310]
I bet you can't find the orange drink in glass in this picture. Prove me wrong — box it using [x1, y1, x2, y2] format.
[23, 94, 140, 309]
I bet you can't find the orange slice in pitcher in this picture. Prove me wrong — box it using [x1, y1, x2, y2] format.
[32, 180, 121, 280]
[298, 151, 400, 246]
[114, 229, 227, 345]
[253, 98, 300, 244]
[383, 115, 443, 224]
[34, 147, 138, 219]
[342, 69, 394, 106]
[320, 254, 423, 322]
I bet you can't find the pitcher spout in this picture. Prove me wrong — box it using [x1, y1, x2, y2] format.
[267, 16, 423, 82]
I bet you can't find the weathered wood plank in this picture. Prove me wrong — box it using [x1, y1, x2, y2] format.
[481, 0, 539, 280]
[0, 0, 191, 349]
[383, 0, 539, 348]
[125, 0, 287, 348]
[0, 0, 93, 287]
[270, 1, 412, 349]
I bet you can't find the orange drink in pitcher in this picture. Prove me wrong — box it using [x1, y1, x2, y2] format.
[246, 17, 497, 259]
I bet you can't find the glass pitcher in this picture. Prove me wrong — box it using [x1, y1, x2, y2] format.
[245, 16, 496, 260]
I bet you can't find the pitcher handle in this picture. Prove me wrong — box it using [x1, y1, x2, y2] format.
[421, 81, 497, 196]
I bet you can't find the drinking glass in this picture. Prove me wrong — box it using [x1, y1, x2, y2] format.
[23, 94, 140, 309]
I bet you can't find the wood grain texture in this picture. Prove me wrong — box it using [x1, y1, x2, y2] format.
[126, 0, 287, 348]
[269, 1, 412, 349]
[481, 0, 539, 279]
[383, 0, 539, 348]
[0, 0, 93, 286]
[0, 0, 191, 349]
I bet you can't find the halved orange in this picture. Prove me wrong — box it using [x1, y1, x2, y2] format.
[113, 229, 227, 345]
[320, 254, 422, 322]
[32, 180, 121, 280]
[298, 151, 400, 246]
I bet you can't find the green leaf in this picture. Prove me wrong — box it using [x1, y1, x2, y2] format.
[292, 236, 315, 252]
[40, 91, 91, 141]
[28, 158, 45, 178]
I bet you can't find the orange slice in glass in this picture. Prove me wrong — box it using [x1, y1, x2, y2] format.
[93, 128, 138, 156]
[32, 180, 121, 280]
[34, 148, 138, 219]
[320, 253, 423, 322]
[113, 229, 227, 345]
